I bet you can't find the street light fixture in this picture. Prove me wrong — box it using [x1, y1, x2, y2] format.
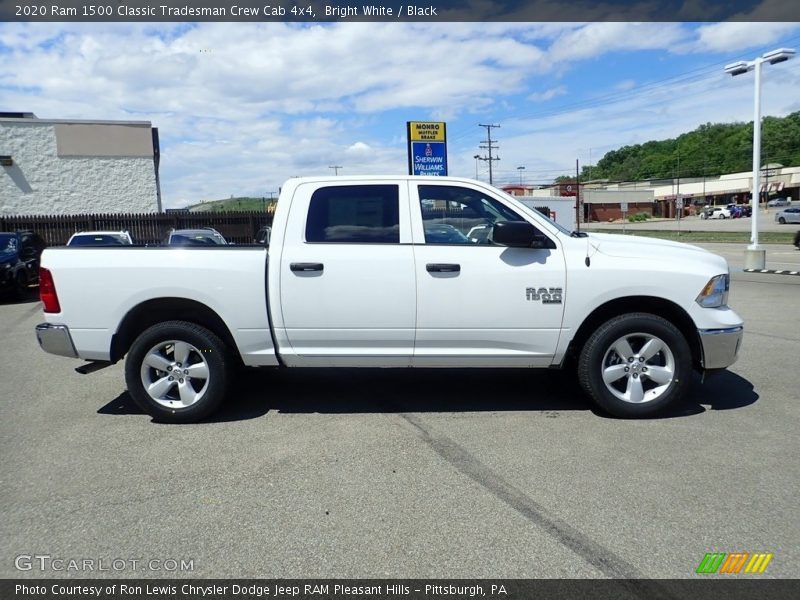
[725, 47, 795, 269]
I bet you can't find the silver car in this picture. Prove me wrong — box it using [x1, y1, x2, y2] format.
[775, 207, 800, 224]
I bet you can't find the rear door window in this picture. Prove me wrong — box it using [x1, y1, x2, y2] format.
[306, 185, 400, 244]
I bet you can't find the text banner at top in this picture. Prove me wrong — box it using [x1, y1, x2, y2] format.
[3, 0, 800, 22]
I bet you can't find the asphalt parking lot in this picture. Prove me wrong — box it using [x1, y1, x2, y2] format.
[1, 246, 798, 580]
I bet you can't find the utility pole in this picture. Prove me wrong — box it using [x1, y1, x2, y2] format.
[575, 158, 581, 232]
[478, 124, 500, 185]
[329, 165, 342, 176]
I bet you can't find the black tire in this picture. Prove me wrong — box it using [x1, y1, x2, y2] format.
[125, 320, 230, 423]
[778, 217, 786, 224]
[578, 313, 692, 418]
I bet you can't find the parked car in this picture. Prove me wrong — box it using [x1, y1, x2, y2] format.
[166, 227, 228, 246]
[67, 231, 133, 246]
[1, 230, 46, 297]
[767, 198, 790, 207]
[775, 207, 800, 225]
[424, 223, 470, 244]
[707, 207, 731, 219]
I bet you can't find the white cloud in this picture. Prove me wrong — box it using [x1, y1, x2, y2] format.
[547, 22, 688, 63]
[615, 79, 636, 91]
[528, 86, 567, 102]
[694, 21, 800, 53]
[346, 142, 372, 154]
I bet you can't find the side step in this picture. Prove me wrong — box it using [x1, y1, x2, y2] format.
[75, 361, 114, 375]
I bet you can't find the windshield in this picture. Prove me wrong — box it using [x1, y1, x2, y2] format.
[0, 234, 18, 254]
[169, 232, 227, 246]
[69, 234, 130, 246]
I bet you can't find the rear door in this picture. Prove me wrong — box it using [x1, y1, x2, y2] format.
[410, 182, 566, 367]
[277, 181, 416, 366]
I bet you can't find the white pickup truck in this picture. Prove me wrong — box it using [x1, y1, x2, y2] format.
[35, 176, 743, 422]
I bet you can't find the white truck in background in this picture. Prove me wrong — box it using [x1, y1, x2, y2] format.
[35, 176, 743, 423]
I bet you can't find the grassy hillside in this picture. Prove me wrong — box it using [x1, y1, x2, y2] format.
[558, 111, 800, 183]
[188, 197, 276, 212]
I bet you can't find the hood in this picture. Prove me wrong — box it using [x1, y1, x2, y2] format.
[585, 232, 728, 273]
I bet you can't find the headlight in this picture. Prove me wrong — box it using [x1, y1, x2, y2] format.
[696, 274, 729, 308]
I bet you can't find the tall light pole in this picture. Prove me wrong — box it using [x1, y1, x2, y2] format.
[725, 47, 795, 269]
[473, 155, 480, 179]
[517, 165, 525, 185]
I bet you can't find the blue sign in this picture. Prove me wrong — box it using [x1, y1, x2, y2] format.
[410, 141, 448, 176]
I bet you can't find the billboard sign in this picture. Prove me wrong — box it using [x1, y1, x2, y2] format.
[407, 121, 447, 176]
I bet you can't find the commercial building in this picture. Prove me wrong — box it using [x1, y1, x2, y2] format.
[502, 165, 799, 222]
[0, 112, 161, 216]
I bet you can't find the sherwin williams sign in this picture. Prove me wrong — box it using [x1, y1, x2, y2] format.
[407, 121, 448, 176]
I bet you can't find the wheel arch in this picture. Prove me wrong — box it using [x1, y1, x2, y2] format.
[110, 297, 239, 365]
[566, 296, 702, 369]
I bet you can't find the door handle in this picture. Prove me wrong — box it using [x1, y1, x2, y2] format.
[290, 262, 324, 272]
[426, 263, 460, 273]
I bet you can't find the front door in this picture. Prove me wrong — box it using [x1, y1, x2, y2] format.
[410, 183, 566, 367]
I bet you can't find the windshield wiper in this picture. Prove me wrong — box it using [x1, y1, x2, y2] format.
[570, 230, 588, 238]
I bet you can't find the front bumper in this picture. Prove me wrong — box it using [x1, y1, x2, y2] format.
[35, 323, 78, 358]
[698, 326, 743, 370]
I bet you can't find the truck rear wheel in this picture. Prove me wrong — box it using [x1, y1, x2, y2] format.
[125, 321, 230, 423]
[578, 313, 691, 418]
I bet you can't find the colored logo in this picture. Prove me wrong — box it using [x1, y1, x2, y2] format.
[696, 552, 773, 574]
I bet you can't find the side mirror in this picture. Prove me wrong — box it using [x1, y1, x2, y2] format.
[492, 221, 554, 249]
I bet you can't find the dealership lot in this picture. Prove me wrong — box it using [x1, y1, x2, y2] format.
[1, 248, 798, 579]
[585, 207, 795, 233]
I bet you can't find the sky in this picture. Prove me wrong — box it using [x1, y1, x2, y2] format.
[2, 19, 800, 208]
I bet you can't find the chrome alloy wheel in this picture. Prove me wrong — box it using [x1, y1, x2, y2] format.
[139, 340, 210, 409]
[600, 332, 676, 404]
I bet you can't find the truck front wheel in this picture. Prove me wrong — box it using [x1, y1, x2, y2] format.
[578, 313, 692, 418]
[125, 321, 230, 423]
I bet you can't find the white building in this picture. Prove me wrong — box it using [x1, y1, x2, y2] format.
[0, 113, 161, 216]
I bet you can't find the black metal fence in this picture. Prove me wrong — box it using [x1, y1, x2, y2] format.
[0, 211, 274, 246]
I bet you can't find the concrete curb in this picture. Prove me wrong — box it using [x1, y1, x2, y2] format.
[742, 269, 800, 276]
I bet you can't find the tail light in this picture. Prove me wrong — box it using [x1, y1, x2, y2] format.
[39, 267, 61, 313]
